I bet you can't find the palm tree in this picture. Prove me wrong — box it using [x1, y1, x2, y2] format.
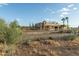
[61, 18, 65, 26]
[65, 17, 69, 29]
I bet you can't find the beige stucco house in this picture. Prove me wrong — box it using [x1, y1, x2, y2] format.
[35, 21, 67, 31]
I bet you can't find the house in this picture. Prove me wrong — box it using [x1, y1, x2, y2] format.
[35, 21, 67, 31]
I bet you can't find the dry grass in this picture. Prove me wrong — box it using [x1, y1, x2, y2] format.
[0, 30, 79, 56]
[10, 36, 79, 56]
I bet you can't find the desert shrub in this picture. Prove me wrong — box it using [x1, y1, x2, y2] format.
[34, 38, 40, 41]
[58, 30, 63, 33]
[48, 37, 53, 40]
[0, 19, 22, 55]
[0, 19, 7, 43]
[59, 29, 74, 33]
[34, 37, 46, 41]
[70, 28, 77, 34]
[4, 20, 22, 45]
[0, 19, 22, 45]
[66, 30, 73, 33]
[22, 39, 32, 45]
[62, 34, 76, 41]
[26, 39, 32, 45]
[5, 27, 21, 45]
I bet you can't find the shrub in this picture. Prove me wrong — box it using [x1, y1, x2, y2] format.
[58, 30, 63, 33]
[0, 19, 22, 55]
[22, 39, 32, 45]
[48, 37, 53, 40]
[0, 19, 7, 43]
[65, 30, 73, 33]
[4, 20, 22, 45]
[62, 34, 76, 41]
[34, 38, 40, 41]
[59, 29, 74, 33]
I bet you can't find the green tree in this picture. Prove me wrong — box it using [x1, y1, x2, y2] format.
[65, 17, 69, 29]
[61, 18, 65, 26]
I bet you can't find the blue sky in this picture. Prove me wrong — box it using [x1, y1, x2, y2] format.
[0, 3, 79, 27]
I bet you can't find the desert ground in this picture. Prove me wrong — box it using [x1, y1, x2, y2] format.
[7, 30, 79, 56]
[1, 30, 79, 56]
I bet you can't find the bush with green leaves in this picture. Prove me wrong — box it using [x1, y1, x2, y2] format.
[62, 34, 76, 41]
[5, 20, 22, 45]
[0, 18, 22, 55]
[0, 19, 22, 45]
[0, 19, 7, 44]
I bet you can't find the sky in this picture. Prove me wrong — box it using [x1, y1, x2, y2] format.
[0, 3, 79, 27]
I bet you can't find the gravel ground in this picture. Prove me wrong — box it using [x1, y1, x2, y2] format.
[1, 31, 79, 56]
[10, 31, 79, 56]
[13, 37, 79, 56]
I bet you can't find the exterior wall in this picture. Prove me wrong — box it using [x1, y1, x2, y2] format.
[43, 25, 60, 31]
[35, 21, 64, 31]
[21, 21, 68, 31]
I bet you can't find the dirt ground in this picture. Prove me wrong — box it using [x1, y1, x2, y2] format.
[13, 31, 79, 56]
[1, 31, 79, 56]
[13, 36, 79, 56]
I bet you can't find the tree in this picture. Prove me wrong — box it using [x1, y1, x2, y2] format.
[61, 18, 65, 26]
[65, 17, 69, 29]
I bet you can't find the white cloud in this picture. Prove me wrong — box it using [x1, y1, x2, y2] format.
[60, 8, 70, 12]
[44, 18, 55, 22]
[0, 3, 8, 5]
[58, 4, 78, 19]
[3, 3, 8, 5]
[0, 3, 8, 7]
[73, 7, 77, 10]
[59, 12, 69, 18]
[60, 15, 64, 17]
[68, 4, 74, 8]
[16, 18, 21, 22]
[62, 12, 69, 15]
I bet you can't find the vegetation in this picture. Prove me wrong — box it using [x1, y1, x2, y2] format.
[62, 34, 76, 41]
[61, 18, 65, 26]
[0, 18, 22, 55]
[65, 17, 69, 29]
[5, 20, 22, 45]
[0, 17, 78, 56]
[13, 35, 79, 56]
[29, 23, 35, 30]
[61, 17, 69, 29]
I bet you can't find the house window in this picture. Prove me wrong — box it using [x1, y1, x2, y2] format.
[55, 27, 58, 31]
